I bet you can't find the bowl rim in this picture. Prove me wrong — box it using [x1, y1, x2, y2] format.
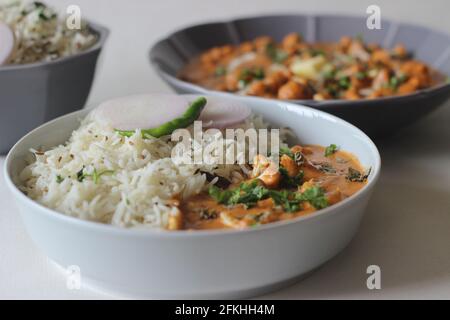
[0, 20, 109, 72]
[4, 94, 381, 238]
[148, 12, 450, 108]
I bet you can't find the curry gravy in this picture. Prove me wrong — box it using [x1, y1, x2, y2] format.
[179, 33, 443, 101]
[178, 145, 368, 230]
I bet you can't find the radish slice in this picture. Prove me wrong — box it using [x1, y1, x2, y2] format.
[92, 94, 192, 131]
[199, 96, 252, 128]
[0, 22, 15, 66]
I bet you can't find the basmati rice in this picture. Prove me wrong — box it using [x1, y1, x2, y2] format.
[0, 0, 97, 64]
[18, 110, 289, 229]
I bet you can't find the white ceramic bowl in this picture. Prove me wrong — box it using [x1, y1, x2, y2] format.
[4, 94, 381, 299]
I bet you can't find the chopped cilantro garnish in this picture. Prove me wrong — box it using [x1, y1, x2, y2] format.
[215, 66, 227, 76]
[346, 167, 371, 182]
[325, 83, 339, 98]
[279, 167, 304, 189]
[323, 69, 336, 80]
[389, 74, 407, 90]
[33, 2, 46, 8]
[324, 144, 339, 157]
[76, 166, 86, 182]
[296, 186, 328, 209]
[38, 12, 53, 21]
[253, 67, 265, 79]
[209, 180, 268, 209]
[208, 181, 328, 213]
[92, 169, 115, 184]
[76, 166, 114, 184]
[265, 43, 288, 63]
[56, 175, 64, 184]
[239, 67, 265, 84]
[338, 77, 351, 90]
[279, 146, 294, 158]
[269, 189, 301, 212]
[279, 146, 304, 166]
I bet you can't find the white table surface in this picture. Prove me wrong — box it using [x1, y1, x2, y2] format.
[1, 0, 450, 299]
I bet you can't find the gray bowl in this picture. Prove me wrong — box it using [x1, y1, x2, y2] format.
[0, 22, 109, 154]
[149, 14, 450, 137]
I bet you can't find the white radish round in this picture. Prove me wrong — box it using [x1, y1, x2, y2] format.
[199, 96, 252, 128]
[92, 93, 191, 130]
[0, 22, 15, 66]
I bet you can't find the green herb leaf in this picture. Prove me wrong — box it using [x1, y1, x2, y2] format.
[279, 167, 304, 189]
[209, 185, 232, 204]
[91, 169, 115, 184]
[215, 66, 227, 76]
[279, 146, 294, 159]
[338, 77, 350, 90]
[76, 166, 114, 184]
[209, 181, 270, 209]
[265, 43, 288, 63]
[253, 67, 265, 80]
[279, 147, 304, 165]
[324, 144, 339, 157]
[56, 175, 64, 184]
[239, 67, 265, 83]
[389, 74, 407, 90]
[325, 83, 339, 98]
[269, 189, 301, 212]
[209, 181, 329, 213]
[346, 167, 371, 182]
[297, 186, 328, 209]
[323, 68, 336, 80]
[76, 167, 86, 182]
[33, 2, 46, 8]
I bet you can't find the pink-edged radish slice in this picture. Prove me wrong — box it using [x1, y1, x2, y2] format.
[199, 96, 252, 129]
[92, 93, 193, 131]
[0, 22, 14, 66]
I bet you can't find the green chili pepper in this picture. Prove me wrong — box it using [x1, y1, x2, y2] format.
[116, 96, 207, 138]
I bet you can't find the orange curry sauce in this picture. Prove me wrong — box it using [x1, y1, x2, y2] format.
[170, 145, 369, 230]
[179, 33, 443, 101]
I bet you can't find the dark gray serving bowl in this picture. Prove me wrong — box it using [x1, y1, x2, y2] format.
[149, 14, 450, 137]
[0, 22, 109, 154]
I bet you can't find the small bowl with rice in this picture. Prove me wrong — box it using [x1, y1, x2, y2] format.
[0, 1, 109, 153]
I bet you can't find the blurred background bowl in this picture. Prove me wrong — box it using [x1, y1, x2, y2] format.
[0, 22, 109, 154]
[149, 14, 450, 138]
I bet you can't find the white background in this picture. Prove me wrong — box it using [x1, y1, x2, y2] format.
[1, 0, 450, 299]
